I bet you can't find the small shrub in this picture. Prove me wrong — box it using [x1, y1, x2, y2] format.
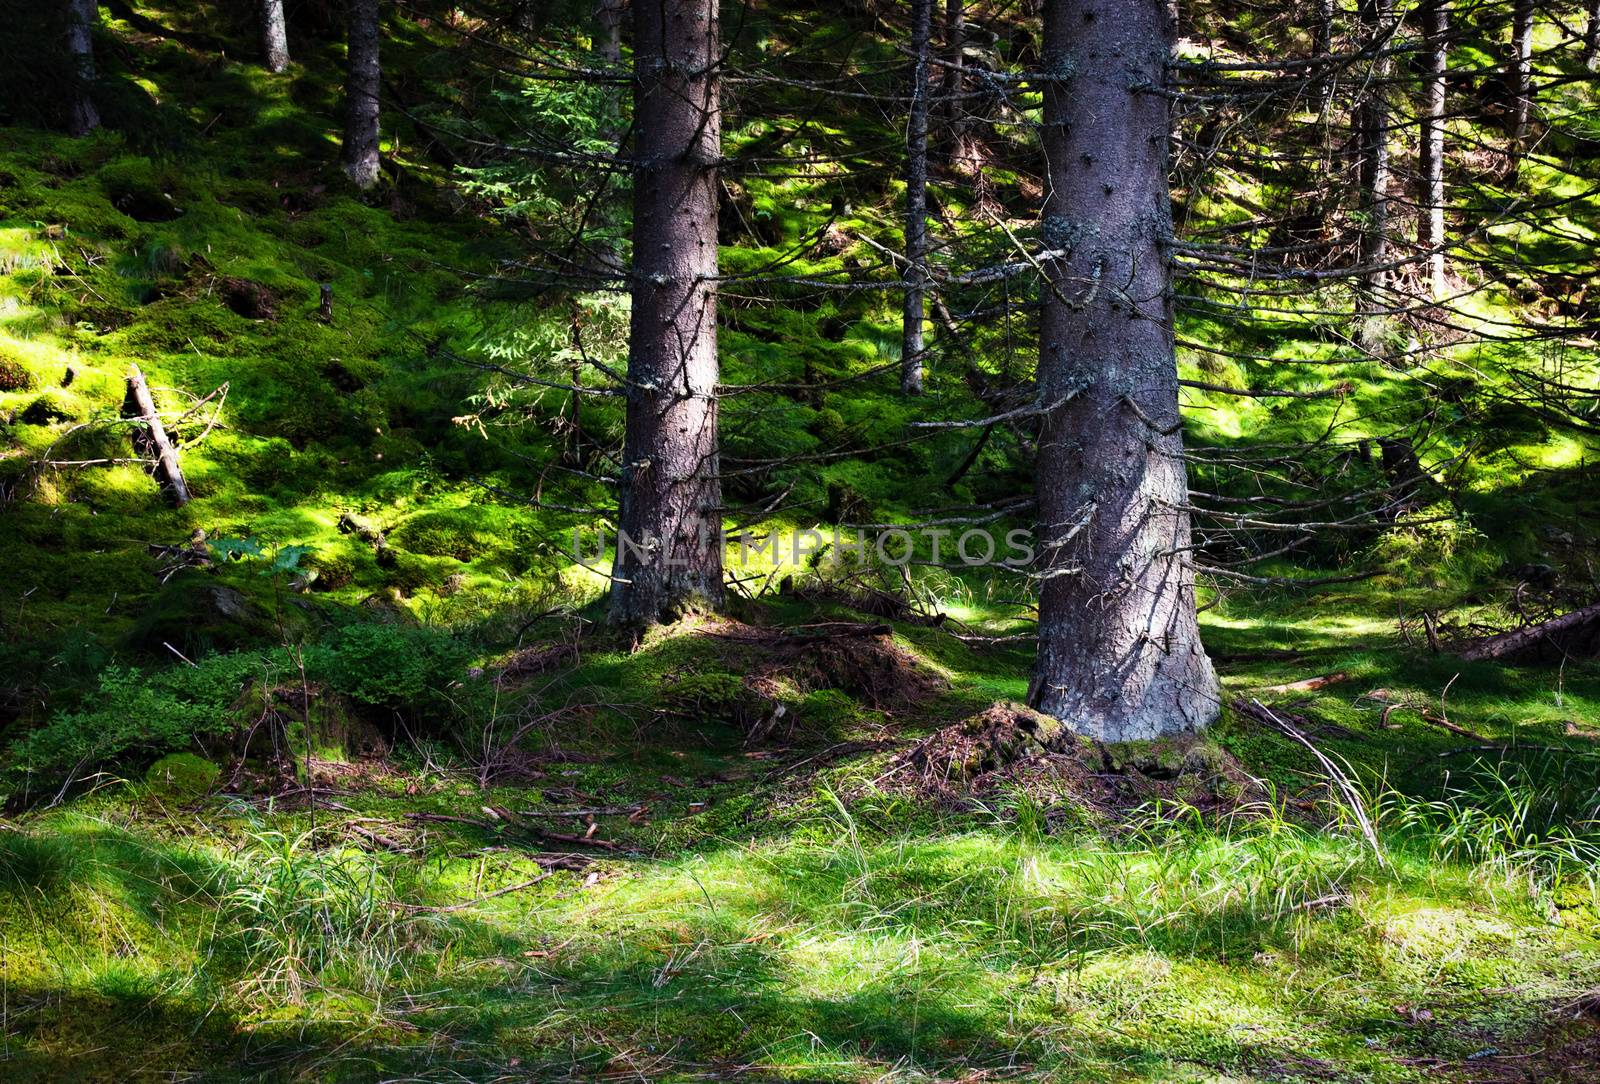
[5, 653, 265, 784]
[306, 623, 475, 723]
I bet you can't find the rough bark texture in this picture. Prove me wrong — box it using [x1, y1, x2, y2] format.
[608, 0, 724, 626]
[342, 0, 382, 189]
[1028, 0, 1218, 741]
[901, 0, 933, 396]
[260, 0, 289, 73]
[1418, 0, 1448, 299]
[1354, 0, 1392, 299]
[66, 0, 100, 137]
[1510, 0, 1533, 152]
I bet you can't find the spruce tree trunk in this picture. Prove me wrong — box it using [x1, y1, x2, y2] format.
[66, 0, 100, 137]
[902, 0, 933, 396]
[597, 0, 624, 63]
[260, 0, 290, 73]
[1355, 0, 1392, 301]
[342, 0, 382, 189]
[608, 0, 724, 626]
[1028, 0, 1218, 740]
[1510, 0, 1533, 152]
[1315, 0, 1336, 112]
[940, 0, 965, 113]
[1585, 0, 1600, 69]
[1418, 0, 1448, 299]
[939, 0, 965, 133]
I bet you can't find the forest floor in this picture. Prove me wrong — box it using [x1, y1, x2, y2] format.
[3, 3, 1600, 1081]
[3, 597, 1600, 1083]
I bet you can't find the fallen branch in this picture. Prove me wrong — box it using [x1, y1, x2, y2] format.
[1361, 688, 1488, 741]
[1251, 671, 1351, 695]
[124, 364, 191, 506]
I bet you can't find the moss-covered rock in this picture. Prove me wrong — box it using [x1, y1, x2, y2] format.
[125, 569, 289, 657]
[143, 752, 219, 803]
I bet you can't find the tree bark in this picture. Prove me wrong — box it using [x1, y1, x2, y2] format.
[597, 0, 624, 64]
[939, 0, 965, 127]
[260, 0, 289, 73]
[1418, 0, 1448, 300]
[1315, 0, 1336, 112]
[1510, 0, 1533, 153]
[342, 0, 382, 189]
[1028, 0, 1218, 740]
[1354, 0, 1392, 302]
[66, 0, 100, 137]
[902, 0, 933, 396]
[608, 0, 725, 626]
[1585, 0, 1600, 69]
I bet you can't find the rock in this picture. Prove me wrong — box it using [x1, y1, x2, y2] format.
[126, 569, 287, 656]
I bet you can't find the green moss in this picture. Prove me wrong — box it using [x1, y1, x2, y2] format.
[143, 752, 220, 803]
[19, 388, 88, 424]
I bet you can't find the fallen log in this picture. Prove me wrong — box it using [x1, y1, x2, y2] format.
[1456, 601, 1600, 662]
[124, 364, 190, 506]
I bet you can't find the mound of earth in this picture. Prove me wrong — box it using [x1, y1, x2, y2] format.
[893, 700, 1265, 818]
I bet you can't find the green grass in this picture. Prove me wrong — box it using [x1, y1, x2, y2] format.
[2, 742, 1597, 1082]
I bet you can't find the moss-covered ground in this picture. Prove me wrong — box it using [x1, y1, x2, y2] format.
[3, 2, 1600, 1081]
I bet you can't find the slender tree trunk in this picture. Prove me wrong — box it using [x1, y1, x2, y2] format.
[1355, 0, 1392, 304]
[1510, 0, 1533, 153]
[1585, 0, 1600, 69]
[597, 0, 623, 63]
[1418, 0, 1448, 300]
[902, 0, 933, 396]
[1028, 0, 1218, 740]
[342, 0, 382, 189]
[939, 0, 965, 126]
[260, 0, 289, 72]
[609, 0, 724, 625]
[1315, 0, 1336, 112]
[66, 0, 100, 137]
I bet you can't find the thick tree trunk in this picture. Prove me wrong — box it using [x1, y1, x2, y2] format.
[902, 0, 933, 396]
[66, 0, 100, 137]
[260, 0, 289, 73]
[342, 0, 382, 189]
[1418, 0, 1448, 300]
[608, 0, 724, 626]
[1028, 0, 1218, 741]
[1510, 0, 1533, 153]
[1355, 0, 1392, 302]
